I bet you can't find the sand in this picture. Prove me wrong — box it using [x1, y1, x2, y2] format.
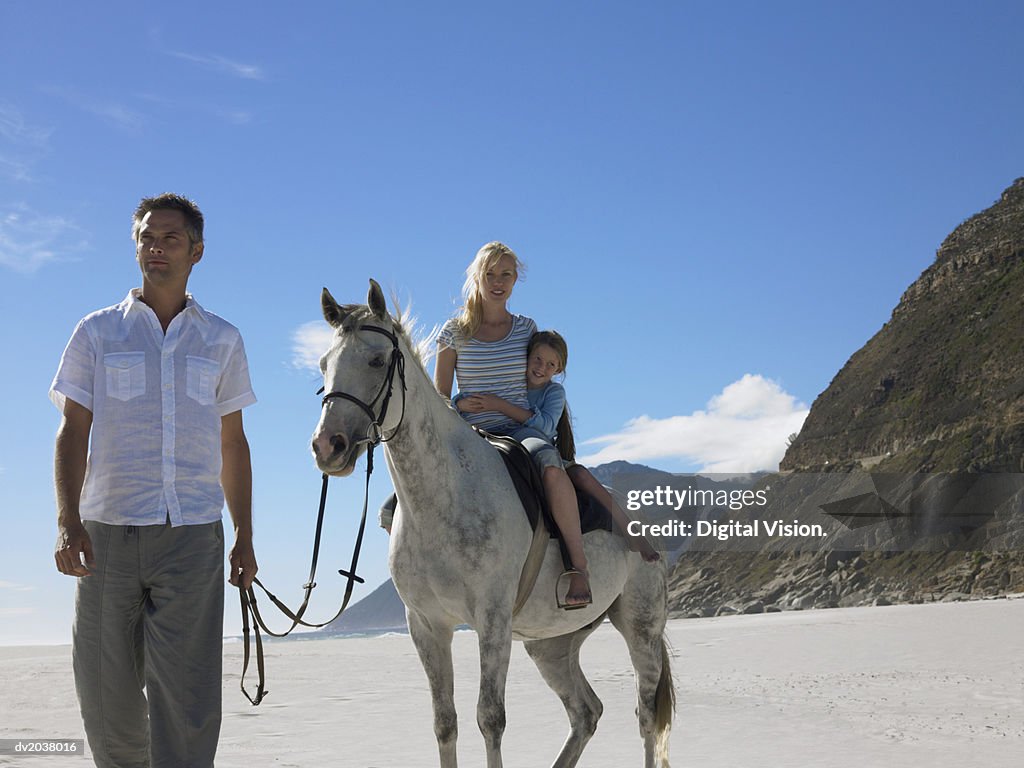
[1, 599, 1021, 767]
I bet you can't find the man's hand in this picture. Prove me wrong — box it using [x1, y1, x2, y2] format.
[221, 410, 256, 589]
[54, 398, 93, 578]
[229, 533, 258, 589]
[55, 521, 94, 577]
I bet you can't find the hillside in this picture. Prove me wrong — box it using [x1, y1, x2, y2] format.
[667, 179, 1024, 617]
[320, 578, 407, 635]
[783, 178, 1024, 473]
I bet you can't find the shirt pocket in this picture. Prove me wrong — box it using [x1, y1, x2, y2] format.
[103, 352, 147, 402]
[186, 356, 221, 406]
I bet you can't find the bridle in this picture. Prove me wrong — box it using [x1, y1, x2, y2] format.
[238, 323, 408, 705]
[318, 325, 408, 446]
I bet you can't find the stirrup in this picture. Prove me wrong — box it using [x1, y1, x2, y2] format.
[556, 569, 592, 611]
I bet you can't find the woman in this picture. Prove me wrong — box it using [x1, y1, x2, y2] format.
[435, 242, 592, 608]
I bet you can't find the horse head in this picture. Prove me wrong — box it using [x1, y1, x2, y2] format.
[311, 279, 406, 476]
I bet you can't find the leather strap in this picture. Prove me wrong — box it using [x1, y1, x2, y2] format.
[239, 449, 373, 705]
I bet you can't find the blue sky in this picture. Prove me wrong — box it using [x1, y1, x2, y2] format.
[2, 1, 1022, 644]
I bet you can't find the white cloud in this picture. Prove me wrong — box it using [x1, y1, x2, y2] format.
[169, 51, 265, 80]
[0, 205, 88, 274]
[289, 311, 438, 374]
[87, 102, 144, 130]
[0, 580, 33, 592]
[578, 374, 809, 474]
[291, 321, 335, 370]
[0, 607, 35, 619]
[0, 154, 34, 182]
[216, 109, 253, 125]
[0, 103, 51, 182]
[0, 103, 51, 147]
[137, 93, 254, 126]
[44, 87, 143, 130]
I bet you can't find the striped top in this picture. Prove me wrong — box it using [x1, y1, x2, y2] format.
[438, 314, 537, 431]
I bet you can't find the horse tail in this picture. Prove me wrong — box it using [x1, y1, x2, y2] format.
[654, 634, 675, 763]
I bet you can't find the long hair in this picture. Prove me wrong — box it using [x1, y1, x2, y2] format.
[455, 242, 526, 340]
[529, 330, 576, 461]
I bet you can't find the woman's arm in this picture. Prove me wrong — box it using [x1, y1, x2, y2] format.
[434, 345, 457, 398]
[461, 393, 533, 423]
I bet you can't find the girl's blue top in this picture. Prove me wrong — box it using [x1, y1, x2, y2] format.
[523, 381, 566, 441]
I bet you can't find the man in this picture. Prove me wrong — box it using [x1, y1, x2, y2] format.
[51, 193, 258, 768]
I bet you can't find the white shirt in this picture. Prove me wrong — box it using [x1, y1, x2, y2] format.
[50, 289, 256, 527]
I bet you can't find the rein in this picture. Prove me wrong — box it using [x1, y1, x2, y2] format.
[238, 324, 407, 705]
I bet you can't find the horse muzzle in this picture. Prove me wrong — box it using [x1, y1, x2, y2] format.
[311, 429, 360, 476]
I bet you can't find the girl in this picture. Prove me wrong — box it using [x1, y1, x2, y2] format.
[435, 242, 593, 609]
[460, 331, 661, 568]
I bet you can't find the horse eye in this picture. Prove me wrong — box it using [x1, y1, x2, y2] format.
[369, 356, 386, 369]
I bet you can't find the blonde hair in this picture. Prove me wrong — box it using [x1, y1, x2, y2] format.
[528, 330, 576, 462]
[455, 241, 526, 339]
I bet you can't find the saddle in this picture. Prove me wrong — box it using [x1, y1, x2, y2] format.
[475, 429, 613, 614]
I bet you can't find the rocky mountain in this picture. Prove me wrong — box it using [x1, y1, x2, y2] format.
[320, 578, 408, 635]
[783, 178, 1024, 474]
[667, 178, 1024, 618]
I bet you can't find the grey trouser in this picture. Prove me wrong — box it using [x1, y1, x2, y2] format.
[74, 520, 225, 768]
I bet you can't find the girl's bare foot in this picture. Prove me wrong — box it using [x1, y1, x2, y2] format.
[557, 569, 593, 610]
[629, 536, 661, 562]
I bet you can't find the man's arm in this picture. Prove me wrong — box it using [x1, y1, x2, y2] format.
[54, 399, 94, 577]
[221, 409, 257, 588]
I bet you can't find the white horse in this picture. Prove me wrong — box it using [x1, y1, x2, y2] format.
[311, 280, 674, 768]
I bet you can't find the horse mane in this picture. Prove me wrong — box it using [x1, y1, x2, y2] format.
[337, 298, 439, 384]
[391, 298, 440, 380]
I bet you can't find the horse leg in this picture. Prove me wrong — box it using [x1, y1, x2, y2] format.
[608, 568, 675, 768]
[523, 621, 604, 768]
[407, 611, 459, 767]
[476, 612, 513, 768]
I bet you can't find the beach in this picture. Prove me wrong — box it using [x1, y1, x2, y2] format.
[2, 599, 1021, 767]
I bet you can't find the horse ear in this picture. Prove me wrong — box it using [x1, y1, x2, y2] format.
[367, 279, 387, 319]
[322, 287, 347, 328]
